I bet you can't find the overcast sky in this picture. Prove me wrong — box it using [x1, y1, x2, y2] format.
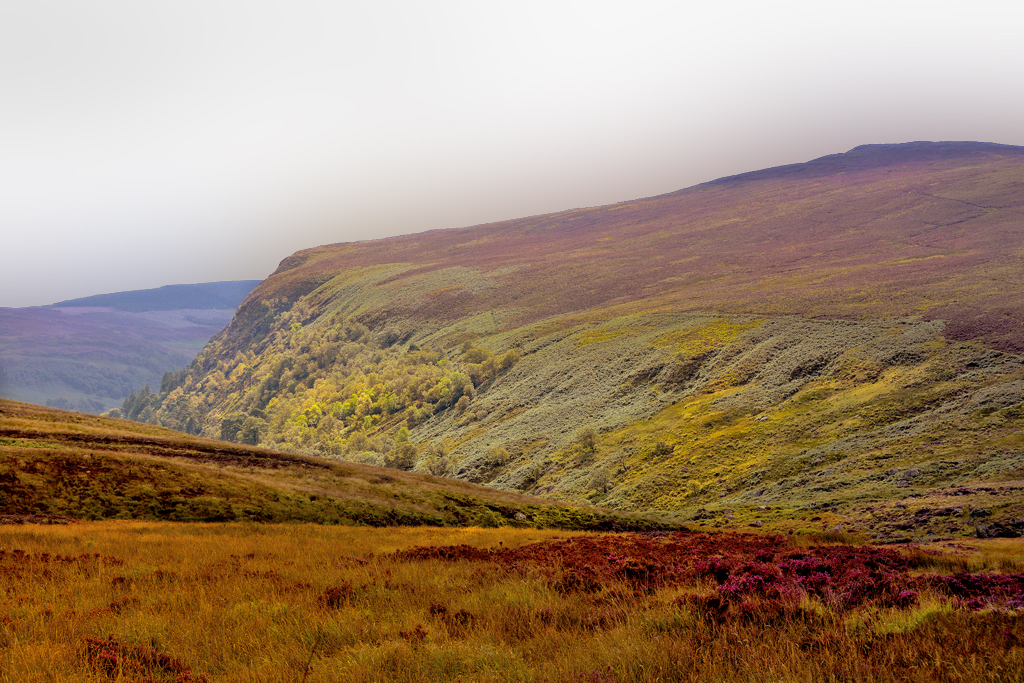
[2, 0, 1022, 307]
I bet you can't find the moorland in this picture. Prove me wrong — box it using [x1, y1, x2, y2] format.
[0, 399, 662, 531]
[2, 522, 1024, 682]
[3, 141, 1024, 682]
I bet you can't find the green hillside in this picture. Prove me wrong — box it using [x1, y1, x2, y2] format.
[116, 142, 1024, 539]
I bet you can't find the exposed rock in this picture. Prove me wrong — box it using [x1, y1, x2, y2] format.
[976, 519, 1024, 538]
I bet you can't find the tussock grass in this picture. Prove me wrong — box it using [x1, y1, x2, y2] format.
[2, 523, 1024, 682]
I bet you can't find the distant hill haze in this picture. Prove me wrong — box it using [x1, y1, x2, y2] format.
[120, 143, 1024, 537]
[0, 280, 260, 413]
[51, 280, 262, 312]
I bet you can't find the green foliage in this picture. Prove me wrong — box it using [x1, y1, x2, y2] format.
[429, 456, 451, 476]
[486, 447, 510, 467]
[121, 386, 156, 422]
[119, 310, 521, 456]
[238, 416, 268, 445]
[384, 443, 418, 471]
[220, 413, 246, 442]
[576, 427, 598, 452]
[160, 368, 188, 394]
[589, 467, 611, 492]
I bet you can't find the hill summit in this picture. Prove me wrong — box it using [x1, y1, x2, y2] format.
[120, 142, 1024, 538]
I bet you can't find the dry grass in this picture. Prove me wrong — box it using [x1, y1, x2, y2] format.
[2, 522, 1023, 682]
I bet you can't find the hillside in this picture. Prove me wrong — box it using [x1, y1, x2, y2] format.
[122, 142, 1024, 539]
[0, 280, 260, 413]
[0, 399, 667, 530]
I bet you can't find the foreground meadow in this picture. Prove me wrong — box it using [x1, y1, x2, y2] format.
[1, 522, 1023, 682]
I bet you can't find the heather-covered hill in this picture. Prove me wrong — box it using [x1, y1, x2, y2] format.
[0, 280, 260, 413]
[123, 142, 1024, 538]
[0, 399, 665, 530]
[227, 141, 1024, 351]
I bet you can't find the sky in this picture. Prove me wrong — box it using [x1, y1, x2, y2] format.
[2, 0, 1023, 308]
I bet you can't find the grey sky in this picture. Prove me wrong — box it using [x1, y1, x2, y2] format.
[2, 0, 1022, 307]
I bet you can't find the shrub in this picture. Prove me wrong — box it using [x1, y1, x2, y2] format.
[385, 443, 418, 471]
[576, 428, 598, 452]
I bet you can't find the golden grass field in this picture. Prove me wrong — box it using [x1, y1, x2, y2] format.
[2, 521, 1023, 682]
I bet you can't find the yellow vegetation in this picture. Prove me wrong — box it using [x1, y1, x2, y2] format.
[2, 523, 1023, 682]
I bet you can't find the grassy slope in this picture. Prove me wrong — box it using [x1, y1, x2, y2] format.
[121, 143, 1024, 539]
[0, 399, 669, 530]
[226, 141, 1024, 350]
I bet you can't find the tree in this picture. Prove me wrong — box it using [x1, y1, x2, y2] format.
[589, 467, 611, 493]
[498, 350, 520, 371]
[429, 456, 451, 476]
[238, 416, 268, 445]
[220, 413, 247, 442]
[576, 427, 598, 452]
[486, 447, 510, 468]
[385, 443, 418, 470]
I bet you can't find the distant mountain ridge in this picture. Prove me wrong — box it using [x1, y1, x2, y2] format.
[704, 141, 1024, 186]
[52, 280, 262, 312]
[0, 280, 261, 413]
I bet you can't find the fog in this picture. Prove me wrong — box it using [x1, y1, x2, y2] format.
[2, 0, 1022, 307]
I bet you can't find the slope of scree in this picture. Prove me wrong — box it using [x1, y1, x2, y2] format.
[0, 400, 669, 530]
[117, 143, 1024, 539]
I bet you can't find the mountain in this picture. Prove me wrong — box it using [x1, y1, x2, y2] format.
[51, 280, 263, 312]
[123, 142, 1024, 539]
[0, 399, 667, 530]
[0, 280, 260, 413]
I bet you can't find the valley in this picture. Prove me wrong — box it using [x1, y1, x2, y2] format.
[3, 141, 1024, 682]
[0, 281, 260, 413]
[114, 142, 1024, 539]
